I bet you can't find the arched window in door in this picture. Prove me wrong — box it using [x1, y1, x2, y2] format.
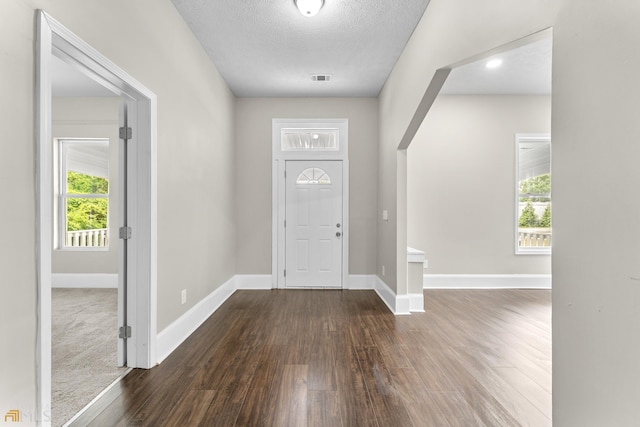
[296, 167, 332, 185]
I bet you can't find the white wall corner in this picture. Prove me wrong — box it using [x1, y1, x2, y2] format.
[51, 273, 118, 288]
[423, 274, 552, 289]
[374, 276, 411, 315]
[156, 276, 236, 363]
[409, 293, 425, 312]
[346, 274, 377, 290]
[395, 294, 412, 315]
[235, 275, 273, 290]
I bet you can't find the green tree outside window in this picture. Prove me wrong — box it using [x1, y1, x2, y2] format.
[66, 171, 109, 231]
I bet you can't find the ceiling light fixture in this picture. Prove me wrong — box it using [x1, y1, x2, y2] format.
[295, 0, 324, 17]
[486, 59, 503, 69]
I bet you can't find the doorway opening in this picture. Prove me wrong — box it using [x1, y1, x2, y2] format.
[37, 10, 157, 425]
[272, 119, 349, 289]
[50, 65, 125, 423]
[405, 29, 553, 286]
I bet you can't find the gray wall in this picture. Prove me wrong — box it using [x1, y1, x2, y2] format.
[408, 95, 551, 274]
[52, 97, 120, 275]
[380, 0, 640, 423]
[0, 0, 236, 418]
[235, 98, 378, 275]
[0, 1, 38, 416]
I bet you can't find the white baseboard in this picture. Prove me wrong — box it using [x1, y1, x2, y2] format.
[374, 276, 411, 315]
[354, 275, 422, 313]
[424, 274, 552, 289]
[52, 273, 118, 288]
[235, 275, 273, 289]
[156, 276, 236, 363]
[346, 274, 377, 290]
[409, 293, 425, 312]
[234, 274, 380, 290]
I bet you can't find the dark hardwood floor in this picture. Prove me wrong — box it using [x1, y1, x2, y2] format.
[73, 289, 551, 426]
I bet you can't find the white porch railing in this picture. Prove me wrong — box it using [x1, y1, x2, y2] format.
[518, 228, 551, 247]
[66, 228, 108, 247]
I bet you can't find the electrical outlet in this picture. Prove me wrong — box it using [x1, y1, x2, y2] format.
[181, 289, 187, 305]
[382, 265, 385, 276]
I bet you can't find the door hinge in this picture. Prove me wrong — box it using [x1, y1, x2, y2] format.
[284, 220, 286, 227]
[284, 269, 286, 277]
[119, 326, 131, 339]
[119, 126, 132, 140]
[284, 170, 287, 179]
[119, 226, 132, 240]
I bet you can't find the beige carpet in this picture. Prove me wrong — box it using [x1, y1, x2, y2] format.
[52, 288, 128, 427]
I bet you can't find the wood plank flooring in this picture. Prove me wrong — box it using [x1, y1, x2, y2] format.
[73, 289, 551, 426]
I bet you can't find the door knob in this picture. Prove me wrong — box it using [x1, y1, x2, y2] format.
[336, 232, 342, 237]
[336, 223, 341, 228]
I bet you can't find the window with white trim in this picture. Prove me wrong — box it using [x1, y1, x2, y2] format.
[57, 139, 110, 249]
[516, 134, 551, 254]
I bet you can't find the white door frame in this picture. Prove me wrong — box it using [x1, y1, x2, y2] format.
[272, 119, 349, 289]
[37, 10, 158, 424]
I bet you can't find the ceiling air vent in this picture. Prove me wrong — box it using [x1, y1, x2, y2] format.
[311, 74, 332, 82]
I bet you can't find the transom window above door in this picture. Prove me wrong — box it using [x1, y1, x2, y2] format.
[281, 129, 338, 151]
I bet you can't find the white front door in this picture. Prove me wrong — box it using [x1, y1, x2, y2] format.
[285, 160, 343, 287]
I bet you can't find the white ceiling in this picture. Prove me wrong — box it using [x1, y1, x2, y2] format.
[170, 0, 431, 97]
[51, 2, 551, 98]
[441, 38, 552, 95]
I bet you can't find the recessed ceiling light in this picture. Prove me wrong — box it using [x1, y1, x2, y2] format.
[486, 59, 503, 69]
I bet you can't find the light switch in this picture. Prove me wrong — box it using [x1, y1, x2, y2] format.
[382, 210, 388, 221]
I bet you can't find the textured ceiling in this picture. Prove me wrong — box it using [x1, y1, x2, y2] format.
[170, 0, 431, 97]
[51, 2, 551, 98]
